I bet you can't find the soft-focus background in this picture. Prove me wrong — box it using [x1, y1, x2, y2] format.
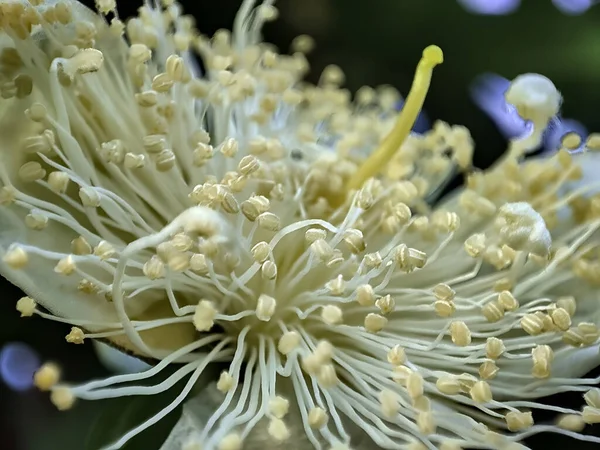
[2, 0, 600, 449]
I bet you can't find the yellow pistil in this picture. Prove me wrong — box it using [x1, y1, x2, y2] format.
[347, 45, 443, 191]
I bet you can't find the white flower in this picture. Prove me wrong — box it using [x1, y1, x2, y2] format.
[1, 1, 600, 450]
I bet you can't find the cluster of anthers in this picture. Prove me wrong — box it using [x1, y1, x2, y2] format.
[1, 0, 600, 449]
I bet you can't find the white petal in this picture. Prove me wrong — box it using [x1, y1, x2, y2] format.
[93, 341, 151, 374]
[0, 205, 119, 327]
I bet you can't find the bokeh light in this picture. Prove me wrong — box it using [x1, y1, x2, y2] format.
[0, 342, 41, 392]
[470, 73, 587, 153]
[458, 0, 521, 15]
[552, 0, 594, 15]
[470, 73, 529, 138]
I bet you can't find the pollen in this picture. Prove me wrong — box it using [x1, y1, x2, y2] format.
[16, 296, 36, 317]
[34, 363, 61, 392]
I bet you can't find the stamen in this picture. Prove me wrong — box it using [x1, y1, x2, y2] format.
[346, 45, 444, 191]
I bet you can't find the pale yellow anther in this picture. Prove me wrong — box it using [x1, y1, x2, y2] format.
[481, 300, 505, 323]
[521, 313, 544, 336]
[479, 361, 499, 380]
[241, 195, 270, 221]
[586, 133, 600, 150]
[51, 386, 75, 411]
[464, 233, 486, 257]
[269, 396, 290, 419]
[584, 388, 600, 408]
[407, 443, 428, 450]
[449, 321, 471, 346]
[62, 49, 104, 80]
[412, 395, 430, 413]
[3, 246, 28, 269]
[217, 371, 235, 393]
[152, 73, 174, 92]
[356, 284, 375, 306]
[392, 365, 413, 385]
[376, 294, 396, 315]
[577, 322, 600, 345]
[124, 153, 145, 169]
[551, 307, 571, 331]
[219, 137, 239, 158]
[79, 187, 101, 207]
[436, 376, 461, 395]
[55, 255, 76, 276]
[308, 407, 328, 428]
[318, 363, 339, 388]
[65, 327, 85, 344]
[417, 410, 436, 435]
[439, 440, 464, 450]
[342, 229, 366, 254]
[194, 300, 216, 331]
[433, 283, 455, 302]
[498, 290, 519, 311]
[256, 294, 277, 321]
[278, 331, 300, 355]
[457, 374, 478, 392]
[556, 414, 585, 432]
[19, 161, 46, 182]
[189, 253, 208, 274]
[301, 353, 320, 375]
[251, 241, 271, 263]
[378, 389, 400, 418]
[406, 371, 424, 399]
[347, 46, 443, 190]
[506, 411, 534, 431]
[291, 34, 315, 54]
[261, 260, 278, 280]
[321, 305, 343, 325]
[94, 241, 115, 260]
[531, 344, 554, 379]
[165, 54, 185, 82]
[16, 296, 36, 317]
[34, 363, 61, 391]
[364, 313, 387, 333]
[434, 299, 456, 317]
[325, 274, 346, 295]
[25, 210, 48, 230]
[218, 433, 242, 450]
[363, 252, 383, 269]
[71, 236, 91, 255]
[311, 239, 334, 261]
[582, 406, 600, 424]
[0, 186, 15, 206]
[470, 380, 493, 403]
[267, 417, 290, 442]
[387, 345, 406, 366]
[95, 0, 116, 15]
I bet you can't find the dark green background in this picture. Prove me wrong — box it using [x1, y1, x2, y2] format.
[2, 1, 600, 449]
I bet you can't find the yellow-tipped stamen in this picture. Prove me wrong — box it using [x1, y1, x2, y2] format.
[347, 45, 443, 190]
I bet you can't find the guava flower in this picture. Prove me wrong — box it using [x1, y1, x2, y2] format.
[1, 1, 600, 450]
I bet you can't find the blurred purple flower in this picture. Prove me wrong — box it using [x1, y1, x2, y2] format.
[542, 117, 588, 154]
[458, 0, 521, 15]
[552, 0, 595, 15]
[470, 72, 587, 153]
[0, 342, 41, 392]
[470, 73, 530, 138]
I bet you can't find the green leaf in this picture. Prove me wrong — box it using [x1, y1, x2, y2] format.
[84, 366, 186, 450]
